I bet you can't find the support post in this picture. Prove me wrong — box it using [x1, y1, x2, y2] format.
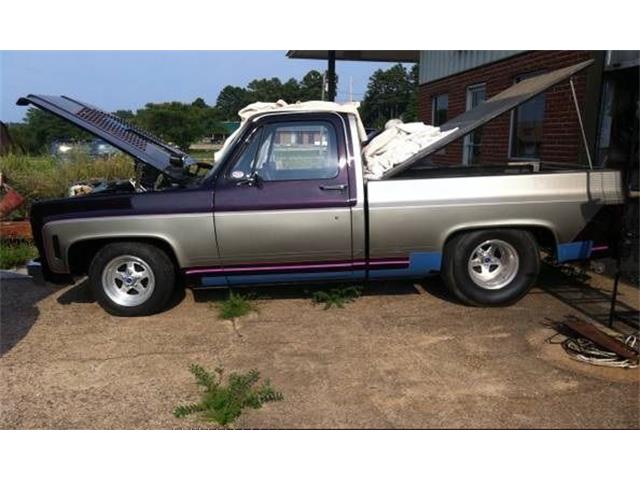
[327, 51, 336, 102]
[570, 77, 593, 170]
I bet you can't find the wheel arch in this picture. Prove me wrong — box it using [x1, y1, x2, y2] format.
[442, 223, 559, 253]
[67, 235, 180, 275]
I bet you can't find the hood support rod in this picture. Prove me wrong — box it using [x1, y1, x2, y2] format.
[570, 77, 594, 170]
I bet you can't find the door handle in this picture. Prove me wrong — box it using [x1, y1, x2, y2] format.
[319, 184, 347, 191]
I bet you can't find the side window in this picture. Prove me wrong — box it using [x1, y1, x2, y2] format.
[254, 121, 340, 181]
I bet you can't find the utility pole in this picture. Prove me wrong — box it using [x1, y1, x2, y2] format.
[327, 50, 336, 102]
[321, 72, 326, 101]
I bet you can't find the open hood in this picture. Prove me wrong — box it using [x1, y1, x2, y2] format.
[17, 94, 196, 180]
[380, 59, 595, 179]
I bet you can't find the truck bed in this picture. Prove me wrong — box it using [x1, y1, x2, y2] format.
[366, 168, 624, 261]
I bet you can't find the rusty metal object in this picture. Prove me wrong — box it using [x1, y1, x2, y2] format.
[0, 220, 32, 240]
[0, 187, 25, 218]
[0, 121, 13, 156]
[563, 317, 639, 360]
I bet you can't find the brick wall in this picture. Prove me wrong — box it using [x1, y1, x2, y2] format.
[418, 50, 593, 165]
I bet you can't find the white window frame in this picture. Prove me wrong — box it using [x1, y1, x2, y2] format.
[432, 94, 449, 155]
[462, 83, 486, 165]
[508, 72, 546, 161]
[431, 93, 448, 126]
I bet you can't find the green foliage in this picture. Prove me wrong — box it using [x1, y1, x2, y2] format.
[8, 99, 223, 154]
[216, 291, 256, 319]
[311, 285, 363, 309]
[0, 154, 134, 218]
[0, 241, 37, 269]
[133, 100, 222, 151]
[215, 69, 328, 120]
[174, 364, 283, 426]
[8, 108, 91, 154]
[215, 86, 255, 120]
[360, 63, 419, 129]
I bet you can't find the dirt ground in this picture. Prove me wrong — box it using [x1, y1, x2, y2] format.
[1, 265, 638, 429]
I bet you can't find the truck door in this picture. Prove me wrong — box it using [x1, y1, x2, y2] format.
[212, 114, 356, 285]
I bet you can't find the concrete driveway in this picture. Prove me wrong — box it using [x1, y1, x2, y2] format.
[1, 266, 638, 429]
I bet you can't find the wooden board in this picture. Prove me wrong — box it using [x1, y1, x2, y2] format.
[0, 220, 32, 240]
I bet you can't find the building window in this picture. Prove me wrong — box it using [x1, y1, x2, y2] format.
[463, 83, 486, 164]
[432, 94, 448, 126]
[510, 73, 546, 159]
[432, 94, 448, 155]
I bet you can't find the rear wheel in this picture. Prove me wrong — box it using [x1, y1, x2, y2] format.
[442, 229, 539, 306]
[88, 242, 176, 316]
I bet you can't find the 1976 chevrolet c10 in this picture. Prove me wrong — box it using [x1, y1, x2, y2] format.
[21, 61, 625, 316]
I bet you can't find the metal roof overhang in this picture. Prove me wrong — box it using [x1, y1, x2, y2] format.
[287, 50, 419, 63]
[380, 59, 595, 179]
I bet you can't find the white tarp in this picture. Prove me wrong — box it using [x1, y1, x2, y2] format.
[215, 99, 367, 162]
[363, 120, 458, 179]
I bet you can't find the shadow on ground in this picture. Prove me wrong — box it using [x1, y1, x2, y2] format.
[57, 277, 187, 312]
[536, 263, 639, 331]
[0, 279, 62, 356]
[192, 276, 461, 305]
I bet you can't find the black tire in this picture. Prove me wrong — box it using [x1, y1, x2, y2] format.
[442, 229, 539, 306]
[88, 242, 176, 316]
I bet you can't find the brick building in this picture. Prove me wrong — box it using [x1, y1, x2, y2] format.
[416, 50, 638, 172]
[419, 51, 592, 166]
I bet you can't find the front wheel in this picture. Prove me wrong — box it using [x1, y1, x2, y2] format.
[88, 242, 176, 316]
[442, 229, 540, 306]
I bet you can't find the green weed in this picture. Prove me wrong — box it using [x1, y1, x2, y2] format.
[0, 241, 37, 269]
[216, 291, 256, 319]
[0, 154, 134, 218]
[174, 364, 283, 426]
[311, 285, 363, 309]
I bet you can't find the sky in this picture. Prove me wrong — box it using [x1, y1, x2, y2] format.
[0, 51, 396, 123]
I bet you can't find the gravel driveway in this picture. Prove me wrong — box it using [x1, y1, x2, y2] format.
[1, 266, 638, 429]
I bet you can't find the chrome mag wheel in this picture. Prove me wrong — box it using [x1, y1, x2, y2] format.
[101, 255, 156, 307]
[467, 239, 520, 290]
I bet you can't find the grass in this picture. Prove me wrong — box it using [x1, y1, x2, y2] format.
[311, 285, 363, 309]
[216, 291, 256, 319]
[0, 153, 135, 219]
[174, 364, 283, 426]
[0, 241, 38, 269]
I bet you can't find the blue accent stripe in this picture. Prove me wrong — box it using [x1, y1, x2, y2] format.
[202, 270, 356, 287]
[198, 251, 443, 287]
[556, 241, 593, 263]
[368, 252, 442, 279]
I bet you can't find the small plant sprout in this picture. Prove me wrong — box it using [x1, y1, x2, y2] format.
[216, 291, 256, 319]
[311, 285, 363, 310]
[174, 364, 283, 426]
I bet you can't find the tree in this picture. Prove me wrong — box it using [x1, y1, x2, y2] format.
[113, 109, 135, 121]
[8, 108, 91, 154]
[191, 97, 208, 109]
[134, 101, 222, 150]
[403, 64, 420, 122]
[299, 70, 324, 101]
[215, 69, 334, 120]
[360, 64, 419, 129]
[215, 85, 254, 120]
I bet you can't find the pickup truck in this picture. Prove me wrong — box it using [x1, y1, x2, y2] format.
[21, 61, 624, 316]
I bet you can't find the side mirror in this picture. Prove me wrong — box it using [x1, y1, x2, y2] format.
[236, 171, 263, 188]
